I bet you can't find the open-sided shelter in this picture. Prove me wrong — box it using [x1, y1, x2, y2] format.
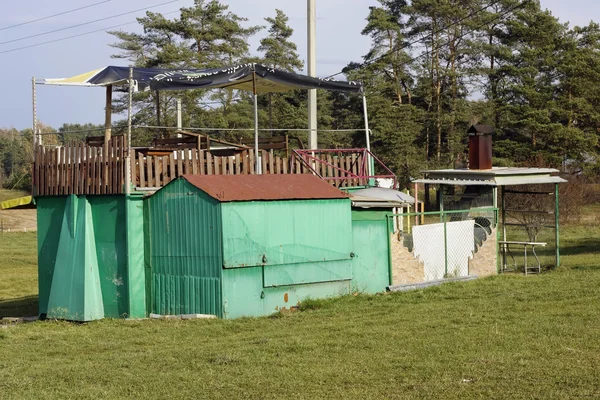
[412, 125, 566, 277]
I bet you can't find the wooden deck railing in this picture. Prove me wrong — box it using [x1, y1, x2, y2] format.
[33, 137, 373, 196]
[34, 136, 126, 196]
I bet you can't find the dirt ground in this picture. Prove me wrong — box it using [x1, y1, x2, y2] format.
[0, 209, 37, 232]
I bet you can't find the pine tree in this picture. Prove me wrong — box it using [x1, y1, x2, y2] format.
[259, 9, 303, 72]
[108, 1, 262, 143]
[257, 9, 304, 139]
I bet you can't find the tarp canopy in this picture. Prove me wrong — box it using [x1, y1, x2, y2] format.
[39, 63, 362, 94]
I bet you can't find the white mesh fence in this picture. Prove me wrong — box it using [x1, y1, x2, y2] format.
[396, 208, 497, 282]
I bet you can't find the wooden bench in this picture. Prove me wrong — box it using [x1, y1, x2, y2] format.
[499, 240, 547, 275]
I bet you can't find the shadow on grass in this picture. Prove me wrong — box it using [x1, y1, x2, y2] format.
[560, 238, 600, 256]
[0, 296, 38, 318]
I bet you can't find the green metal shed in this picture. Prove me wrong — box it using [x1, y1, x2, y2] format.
[145, 174, 355, 319]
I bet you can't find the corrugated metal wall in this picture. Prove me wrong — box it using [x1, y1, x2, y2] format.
[146, 179, 223, 317]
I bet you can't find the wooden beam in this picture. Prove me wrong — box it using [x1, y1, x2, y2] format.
[104, 85, 112, 142]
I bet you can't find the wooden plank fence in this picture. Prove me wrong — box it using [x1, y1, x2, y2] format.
[34, 137, 367, 196]
[34, 136, 125, 196]
[133, 149, 310, 188]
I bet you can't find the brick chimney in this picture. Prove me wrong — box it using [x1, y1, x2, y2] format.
[467, 124, 493, 170]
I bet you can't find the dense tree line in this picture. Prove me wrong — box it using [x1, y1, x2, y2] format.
[3, 0, 600, 190]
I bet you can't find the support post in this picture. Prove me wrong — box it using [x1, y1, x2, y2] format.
[252, 69, 261, 174]
[176, 98, 182, 139]
[414, 182, 419, 226]
[362, 94, 374, 183]
[443, 211, 448, 277]
[439, 186, 444, 223]
[104, 84, 112, 142]
[126, 67, 133, 195]
[32, 77, 41, 147]
[307, 0, 317, 150]
[386, 215, 394, 286]
[555, 183, 560, 267]
[32, 77, 37, 197]
[501, 186, 506, 271]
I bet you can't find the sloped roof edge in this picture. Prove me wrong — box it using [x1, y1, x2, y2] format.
[180, 174, 349, 202]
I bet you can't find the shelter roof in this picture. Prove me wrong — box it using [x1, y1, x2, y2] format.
[181, 174, 349, 202]
[349, 194, 407, 209]
[38, 64, 362, 94]
[351, 187, 415, 204]
[414, 167, 567, 186]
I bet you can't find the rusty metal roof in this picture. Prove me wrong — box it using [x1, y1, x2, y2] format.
[181, 174, 349, 202]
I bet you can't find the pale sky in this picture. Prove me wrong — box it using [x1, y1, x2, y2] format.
[0, 0, 596, 130]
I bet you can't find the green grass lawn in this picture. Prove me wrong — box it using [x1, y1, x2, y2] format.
[1, 224, 600, 399]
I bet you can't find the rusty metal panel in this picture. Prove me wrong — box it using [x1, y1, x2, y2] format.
[221, 199, 352, 268]
[146, 179, 223, 316]
[182, 174, 348, 202]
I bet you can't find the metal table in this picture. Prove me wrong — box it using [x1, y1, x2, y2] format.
[499, 241, 547, 275]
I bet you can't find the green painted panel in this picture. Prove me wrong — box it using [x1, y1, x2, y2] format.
[126, 195, 146, 318]
[37, 197, 67, 316]
[221, 199, 352, 268]
[87, 196, 129, 318]
[351, 210, 389, 221]
[221, 266, 351, 319]
[351, 219, 390, 294]
[263, 260, 352, 287]
[37, 195, 146, 320]
[146, 179, 222, 317]
[46, 195, 104, 321]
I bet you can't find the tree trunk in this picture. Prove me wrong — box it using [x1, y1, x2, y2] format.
[448, 33, 458, 162]
[268, 93, 273, 136]
[434, 18, 442, 161]
[389, 30, 403, 104]
[567, 89, 573, 128]
[489, 32, 500, 129]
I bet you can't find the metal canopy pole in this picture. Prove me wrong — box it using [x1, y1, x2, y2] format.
[104, 84, 113, 142]
[307, 0, 317, 150]
[32, 77, 40, 147]
[32, 77, 37, 196]
[176, 98, 182, 138]
[125, 67, 133, 195]
[362, 94, 372, 177]
[252, 69, 261, 174]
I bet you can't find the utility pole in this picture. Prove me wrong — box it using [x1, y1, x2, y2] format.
[176, 98, 182, 138]
[307, 0, 317, 150]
